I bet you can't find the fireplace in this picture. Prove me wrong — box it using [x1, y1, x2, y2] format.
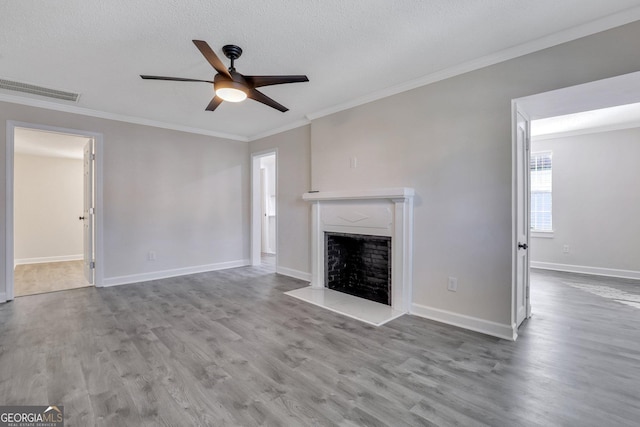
[298, 188, 414, 320]
[325, 232, 391, 305]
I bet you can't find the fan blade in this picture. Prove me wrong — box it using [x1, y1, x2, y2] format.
[140, 75, 213, 83]
[192, 40, 232, 79]
[248, 89, 288, 112]
[206, 96, 223, 112]
[245, 75, 309, 88]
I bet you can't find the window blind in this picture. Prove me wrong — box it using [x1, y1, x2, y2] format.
[530, 152, 552, 232]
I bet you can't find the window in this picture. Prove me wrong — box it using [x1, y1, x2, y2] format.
[530, 151, 552, 232]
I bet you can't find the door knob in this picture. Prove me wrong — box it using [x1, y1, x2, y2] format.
[79, 216, 85, 220]
[518, 242, 528, 250]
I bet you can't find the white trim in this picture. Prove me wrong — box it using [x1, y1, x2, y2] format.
[531, 261, 640, 280]
[510, 102, 520, 330]
[532, 120, 640, 141]
[411, 303, 517, 341]
[276, 266, 311, 282]
[0, 292, 6, 303]
[102, 259, 250, 287]
[303, 187, 414, 201]
[531, 231, 554, 239]
[306, 7, 640, 122]
[94, 133, 105, 287]
[5, 122, 15, 301]
[15, 254, 83, 265]
[251, 149, 278, 266]
[0, 93, 248, 142]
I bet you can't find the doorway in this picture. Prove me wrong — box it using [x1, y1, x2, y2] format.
[512, 70, 640, 337]
[5, 121, 104, 300]
[251, 150, 277, 267]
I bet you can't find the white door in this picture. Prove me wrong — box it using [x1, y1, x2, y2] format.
[260, 168, 269, 253]
[515, 111, 531, 326]
[83, 139, 95, 284]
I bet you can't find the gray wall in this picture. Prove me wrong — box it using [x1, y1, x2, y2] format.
[531, 127, 640, 273]
[309, 21, 640, 327]
[249, 125, 311, 278]
[1, 102, 249, 295]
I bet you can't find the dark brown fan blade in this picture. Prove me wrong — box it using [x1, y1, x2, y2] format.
[192, 40, 232, 79]
[244, 75, 309, 88]
[140, 75, 214, 83]
[206, 96, 223, 112]
[248, 89, 288, 112]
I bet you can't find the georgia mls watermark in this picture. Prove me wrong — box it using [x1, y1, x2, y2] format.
[0, 406, 63, 427]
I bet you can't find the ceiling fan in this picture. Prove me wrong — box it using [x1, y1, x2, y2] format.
[141, 40, 309, 113]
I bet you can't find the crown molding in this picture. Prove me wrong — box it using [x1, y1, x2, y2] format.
[306, 6, 640, 121]
[0, 92, 248, 142]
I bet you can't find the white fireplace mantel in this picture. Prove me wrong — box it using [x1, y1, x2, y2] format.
[302, 187, 414, 317]
[302, 187, 415, 202]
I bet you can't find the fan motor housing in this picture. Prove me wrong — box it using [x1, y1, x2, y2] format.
[214, 72, 248, 93]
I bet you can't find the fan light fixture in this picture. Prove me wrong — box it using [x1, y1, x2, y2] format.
[215, 81, 247, 102]
[140, 40, 309, 112]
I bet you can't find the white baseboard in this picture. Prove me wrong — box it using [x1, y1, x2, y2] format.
[411, 303, 516, 341]
[15, 254, 83, 266]
[276, 266, 311, 282]
[102, 259, 250, 287]
[0, 292, 6, 303]
[531, 261, 640, 280]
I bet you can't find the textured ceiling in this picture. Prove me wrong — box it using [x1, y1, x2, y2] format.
[2, 1, 640, 141]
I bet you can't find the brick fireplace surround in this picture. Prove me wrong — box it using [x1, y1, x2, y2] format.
[325, 232, 391, 305]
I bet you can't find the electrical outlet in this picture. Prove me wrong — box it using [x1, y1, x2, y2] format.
[448, 277, 458, 292]
[349, 157, 358, 168]
[562, 245, 570, 254]
[148, 251, 156, 261]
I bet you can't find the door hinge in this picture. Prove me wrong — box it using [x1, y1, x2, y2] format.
[90, 261, 95, 269]
[90, 153, 96, 160]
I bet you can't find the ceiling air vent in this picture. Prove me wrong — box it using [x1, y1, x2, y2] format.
[0, 78, 79, 102]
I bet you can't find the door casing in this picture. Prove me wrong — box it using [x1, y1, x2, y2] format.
[4, 121, 104, 301]
[83, 139, 95, 284]
[250, 149, 277, 266]
[512, 105, 532, 333]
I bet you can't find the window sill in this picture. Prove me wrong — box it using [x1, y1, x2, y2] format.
[532, 231, 554, 239]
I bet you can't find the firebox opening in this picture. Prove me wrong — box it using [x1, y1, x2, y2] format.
[325, 232, 391, 305]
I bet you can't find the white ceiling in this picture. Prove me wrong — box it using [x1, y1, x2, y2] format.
[2, 1, 640, 141]
[14, 128, 89, 160]
[532, 102, 640, 137]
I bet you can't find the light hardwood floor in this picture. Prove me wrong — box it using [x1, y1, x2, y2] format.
[0, 265, 638, 426]
[14, 260, 91, 297]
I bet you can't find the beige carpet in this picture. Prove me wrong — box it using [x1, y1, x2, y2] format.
[14, 260, 91, 297]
